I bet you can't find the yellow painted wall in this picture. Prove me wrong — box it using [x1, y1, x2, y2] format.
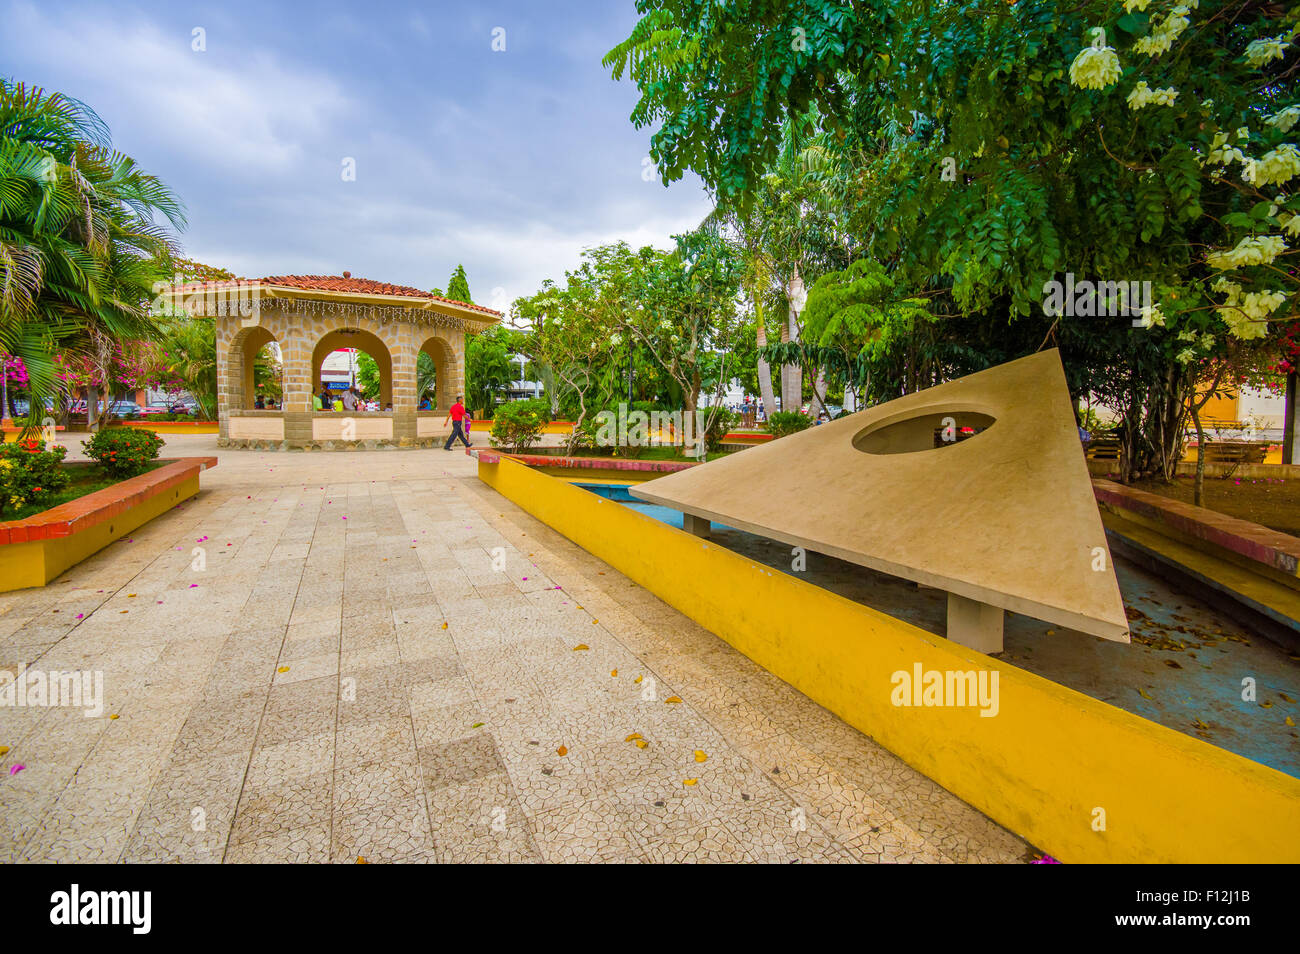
[0, 475, 200, 592]
[479, 455, 1300, 863]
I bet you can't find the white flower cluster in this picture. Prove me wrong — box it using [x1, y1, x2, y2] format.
[1205, 129, 1248, 167]
[1205, 234, 1287, 269]
[1134, 5, 1193, 57]
[1123, 0, 1152, 11]
[1280, 212, 1300, 238]
[1245, 35, 1291, 69]
[1126, 81, 1179, 110]
[1069, 45, 1121, 89]
[1266, 106, 1300, 134]
[1252, 144, 1300, 188]
[1210, 278, 1287, 340]
[1140, 303, 1167, 327]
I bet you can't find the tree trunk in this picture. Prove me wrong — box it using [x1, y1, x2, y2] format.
[1192, 403, 1206, 508]
[1285, 372, 1298, 466]
[781, 272, 805, 413]
[755, 310, 777, 418]
[810, 367, 828, 418]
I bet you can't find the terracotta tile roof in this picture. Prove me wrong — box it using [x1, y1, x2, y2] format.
[170, 274, 501, 316]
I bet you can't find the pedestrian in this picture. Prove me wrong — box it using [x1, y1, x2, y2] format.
[254, 394, 265, 410]
[342, 388, 357, 412]
[443, 395, 473, 450]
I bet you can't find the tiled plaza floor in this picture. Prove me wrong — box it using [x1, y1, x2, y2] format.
[0, 438, 1030, 863]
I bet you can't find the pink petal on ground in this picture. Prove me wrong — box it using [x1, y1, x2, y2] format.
[9, 765, 24, 775]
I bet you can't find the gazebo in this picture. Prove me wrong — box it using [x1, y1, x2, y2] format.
[163, 274, 501, 449]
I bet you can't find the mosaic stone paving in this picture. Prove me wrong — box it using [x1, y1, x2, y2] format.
[0, 438, 1030, 863]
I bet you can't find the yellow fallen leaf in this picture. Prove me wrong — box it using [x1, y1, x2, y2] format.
[0, 746, 8, 756]
[1261, 700, 1274, 708]
[573, 644, 589, 651]
[1286, 716, 1295, 727]
[277, 666, 290, 673]
[635, 740, 648, 749]
[356, 856, 368, 864]
[127, 593, 137, 598]
[634, 676, 643, 684]
[591, 619, 599, 625]
[1280, 693, 1297, 704]
[109, 714, 119, 720]
[682, 778, 697, 786]
[441, 622, 449, 629]
[1046, 629, 1054, 636]
[694, 750, 708, 763]
[625, 733, 643, 742]
[665, 696, 682, 704]
[557, 745, 568, 756]
[1137, 688, 1152, 699]
[610, 669, 618, 677]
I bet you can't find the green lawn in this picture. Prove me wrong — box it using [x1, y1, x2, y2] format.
[1, 461, 165, 522]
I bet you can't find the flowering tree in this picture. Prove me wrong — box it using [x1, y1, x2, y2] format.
[56, 336, 180, 427]
[1069, 1, 1298, 343]
[607, 0, 1299, 478]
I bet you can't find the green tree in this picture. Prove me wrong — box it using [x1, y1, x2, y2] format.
[0, 80, 186, 428]
[447, 264, 472, 304]
[609, 0, 1300, 480]
[465, 324, 514, 415]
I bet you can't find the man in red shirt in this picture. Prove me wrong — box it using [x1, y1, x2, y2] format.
[443, 396, 474, 450]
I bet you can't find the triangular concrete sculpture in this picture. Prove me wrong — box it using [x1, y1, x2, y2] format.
[631, 349, 1129, 652]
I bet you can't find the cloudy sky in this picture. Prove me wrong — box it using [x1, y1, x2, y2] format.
[2, 0, 712, 312]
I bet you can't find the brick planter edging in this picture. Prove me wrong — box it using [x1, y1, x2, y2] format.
[0, 456, 217, 545]
[1092, 478, 1300, 579]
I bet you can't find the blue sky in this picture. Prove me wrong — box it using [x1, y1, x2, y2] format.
[2, 0, 711, 311]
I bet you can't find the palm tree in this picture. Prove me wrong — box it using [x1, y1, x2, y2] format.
[0, 80, 185, 428]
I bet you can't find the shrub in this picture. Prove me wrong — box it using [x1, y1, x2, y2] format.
[489, 401, 546, 453]
[0, 439, 70, 518]
[700, 407, 738, 454]
[767, 410, 813, 438]
[82, 427, 164, 478]
[510, 397, 551, 423]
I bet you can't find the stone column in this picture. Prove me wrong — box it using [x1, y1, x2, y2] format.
[390, 325, 418, 445]
[215, 318, 237, 440]
[278, 307, 314, 446]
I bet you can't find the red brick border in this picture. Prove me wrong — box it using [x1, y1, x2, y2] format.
[1093, 478, 1300, 577]
[0, 457, 217, 544]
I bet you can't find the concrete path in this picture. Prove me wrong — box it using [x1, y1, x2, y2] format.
[0, 436, 1029, 863]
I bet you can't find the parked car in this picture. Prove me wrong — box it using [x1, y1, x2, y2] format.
[139, 406, 169, 416]
[107, 400, 143, 419]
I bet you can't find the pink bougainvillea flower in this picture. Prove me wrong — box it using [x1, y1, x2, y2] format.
[9, 764, 24, 775]
[189, 584, 198, 588]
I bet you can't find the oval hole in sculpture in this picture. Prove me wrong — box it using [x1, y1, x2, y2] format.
[853, 410, 997, 455]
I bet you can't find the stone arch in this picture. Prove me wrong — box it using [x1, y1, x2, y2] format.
[311, 327, 393, 407]
[418, 333, 460, 413]
[225, 323, 283, 412]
